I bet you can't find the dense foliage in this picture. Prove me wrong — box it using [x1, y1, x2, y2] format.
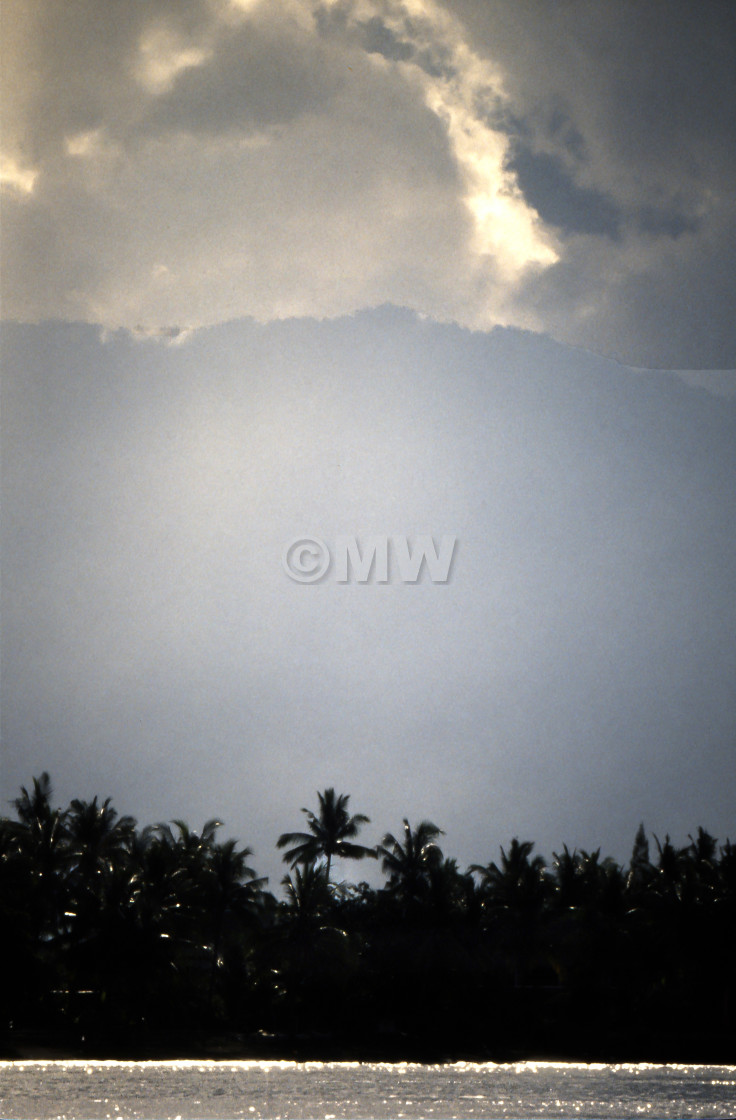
[1, 777, 734, 1059]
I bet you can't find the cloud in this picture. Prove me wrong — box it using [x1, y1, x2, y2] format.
[134, 26, 213, 96]
[446, 0, 736, 366]
[0, 155, 38, 195]
[1, 0, 734, 365]
[0, 0, 555, 333]
[505, 146, 622, 240]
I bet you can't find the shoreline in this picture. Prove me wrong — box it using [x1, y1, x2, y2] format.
[3, 1028, 735, 1066]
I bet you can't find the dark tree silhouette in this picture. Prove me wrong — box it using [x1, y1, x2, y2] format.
[277, 789, 376, 881]
[377, 819, 444, 907]
[471, 838, 548, 913]
[627, 822, 653, 900]
[471, 839, 549, 988]
[3, 773, 735, 1059]
[11, 772, 70, 945]
[281, 861, 332, 924]
[204, 836, 267, 1011]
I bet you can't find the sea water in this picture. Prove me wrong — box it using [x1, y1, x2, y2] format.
[1, 1059, 735, 1120]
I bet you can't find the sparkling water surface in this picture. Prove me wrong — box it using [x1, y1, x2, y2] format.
[1, 1059, 735, 1120]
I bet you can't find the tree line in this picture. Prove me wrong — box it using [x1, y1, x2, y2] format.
[1, 776, 734, 1059]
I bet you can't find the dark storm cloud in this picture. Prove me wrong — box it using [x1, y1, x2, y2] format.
[330, 9, 452, 81]
[518, 223, 736, 370]
[505, 145, 621, 239]
[448, 0, 736, 194]
[355, 16, 415, 62]
[447, 0, 736, 366]
[634, 205, 699, 240]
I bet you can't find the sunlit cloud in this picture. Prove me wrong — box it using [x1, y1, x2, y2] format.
[128, 324, 195, 345]
[0, 155, 38, 196]
[64, 129, 122, 163]
[321, 0, 558, 285]
[225, 0, 266, 14]
[424, 88, 558, 274]
[134, 25, 213, 95]
[65, 131, 98, 158]
[401, 2, 557, 273]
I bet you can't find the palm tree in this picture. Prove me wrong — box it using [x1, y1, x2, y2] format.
[552, 844, 582, 910]
[652, 832, 691, 905]
[626, 822, 654, 903]
[277, 789, 376, 881]
[686, 827, 720, 904]
[206, 838, 266, 916]
[152, 818, 227, 950]
[198, 837, 266, 1015]
[377, 819, 444, 906]
[718, 837, 736, 900]
[574, 847, 624, 911]
[65, 796, 137, 923]
[61, 796, 138, 1012]
[281, 861, 332, 924]
[66, 796, 136, 878]
[471, 838, 548, 914]
[11, 772, 70, 943]
[470, 838, 549, 987]
[156, 817, 223, 871]
[13, 772, 55, 824]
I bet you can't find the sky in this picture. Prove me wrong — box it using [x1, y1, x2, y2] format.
[1, 0, 735, 891]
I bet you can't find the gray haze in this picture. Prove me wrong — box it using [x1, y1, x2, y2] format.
[2, 1, 735, 890]
[2, 311, 734, 890]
